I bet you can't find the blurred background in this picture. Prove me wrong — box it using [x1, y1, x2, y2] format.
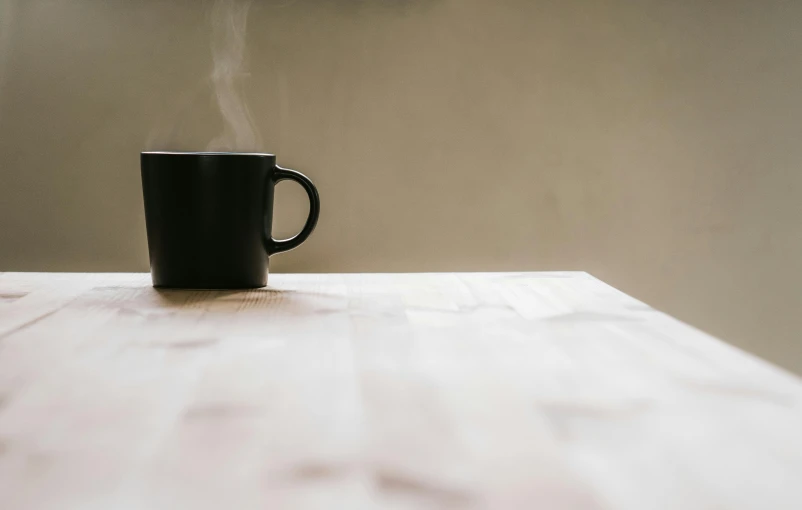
[0, 0, 801, 373]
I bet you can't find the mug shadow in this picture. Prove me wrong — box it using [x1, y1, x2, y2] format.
[153, 286, 284, 304]
[150, 287, 345, 315]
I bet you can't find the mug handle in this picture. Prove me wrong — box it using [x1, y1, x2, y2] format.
[264, 165, 320, 255]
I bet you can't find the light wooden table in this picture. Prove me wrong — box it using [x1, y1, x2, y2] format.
[0, 272, 800, 510]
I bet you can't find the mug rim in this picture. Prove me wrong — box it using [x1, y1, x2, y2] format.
[142, 151, 275, 157]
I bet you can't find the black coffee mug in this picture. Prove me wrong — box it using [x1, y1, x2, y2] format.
[141, 152, 320, 289]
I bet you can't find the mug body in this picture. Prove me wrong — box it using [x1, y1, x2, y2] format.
[141, 152, 275, 289]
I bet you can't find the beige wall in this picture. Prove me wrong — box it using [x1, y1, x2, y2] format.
[1, 0, 801, 373]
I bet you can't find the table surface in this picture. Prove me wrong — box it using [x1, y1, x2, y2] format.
[0, 272, 800, 510]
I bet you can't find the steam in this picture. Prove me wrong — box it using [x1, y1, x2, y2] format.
[146, 0, 261, 152]
[207, 0, 261, 152]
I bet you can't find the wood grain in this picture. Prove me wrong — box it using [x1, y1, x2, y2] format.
[0, 272, 800, 510]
